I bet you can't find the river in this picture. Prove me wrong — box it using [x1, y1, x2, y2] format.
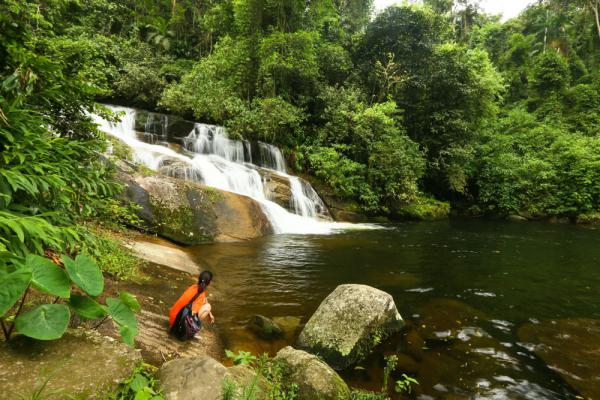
[189, 220, 600, 399]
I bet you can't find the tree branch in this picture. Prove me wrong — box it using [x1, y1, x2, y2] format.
[7, 286, 30, 339]
[589, 0, 600, 43]
[0, 319, 8, 341]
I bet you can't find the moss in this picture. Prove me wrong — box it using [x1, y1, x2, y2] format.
[149, 196, 200, 243]
[136, 164, 156, 177]
[394, 197, 450, 221]
[202, 186, 225, 203]
[107, 136, 133, 161]
[576, 213, 600, 225]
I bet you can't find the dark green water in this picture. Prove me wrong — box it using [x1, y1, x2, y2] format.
[189, 220, 600, 399]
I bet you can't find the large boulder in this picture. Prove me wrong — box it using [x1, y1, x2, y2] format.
[258, 168, 294, 211]
[118, 172, 273, 244]
[0, 329, 141, 400]
[297, 284, 404, 370]
[158, 356, 267, 400]
[258, 168, 332, 220]
[518, 319, 600, 399]
[274, 346, 350, 400]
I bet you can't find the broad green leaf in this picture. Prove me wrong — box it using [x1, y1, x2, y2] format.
[14, 304, 70, 340]
[0, 269, 31, 316]
[119, 291, 141, 312]
[107, 297, 138, 333]
[129, 373, 149, 392]
[119, 324, 135, 347]
[134, 390, 151, 400]
[69, 295, 107, 320]
[62, 254, 104, 297]
[27, 254, 70, 298]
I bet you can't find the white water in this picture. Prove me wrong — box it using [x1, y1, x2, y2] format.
[93, 105, 375, 234]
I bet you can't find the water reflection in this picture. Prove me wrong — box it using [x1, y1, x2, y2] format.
[187, 220, 600, 399]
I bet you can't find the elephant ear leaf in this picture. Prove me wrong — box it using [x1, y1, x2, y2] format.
[69, 295, 107, 320]
[62, 254, 104, 297]
[0, 269, 32, 316]
[15, 304, 70, 340]
[27, 254, 70, 298]
[107, 297, 138, 346]
[119, 291, 141, 312]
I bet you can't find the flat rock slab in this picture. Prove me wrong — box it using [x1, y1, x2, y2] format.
[518, 318, 600, 399]
[0, 329, 140, 400]
[99, 262, 223, 365]
[127, 235, 201, 274]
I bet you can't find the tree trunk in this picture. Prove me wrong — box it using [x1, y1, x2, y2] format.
[589, 0, 600, 43]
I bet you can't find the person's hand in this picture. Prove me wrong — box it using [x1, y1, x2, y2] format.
[209, 312, 215, 324]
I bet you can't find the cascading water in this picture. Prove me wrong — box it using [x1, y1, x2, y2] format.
[92, 105, 373, 234]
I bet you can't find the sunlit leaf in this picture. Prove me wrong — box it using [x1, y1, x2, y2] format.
[62, 254, 104, 296]
[14, 304, 70, 340]
[28, 254, 70, 298]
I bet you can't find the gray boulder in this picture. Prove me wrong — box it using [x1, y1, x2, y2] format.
[274, 346, 350, 400]
[158, 356, 267, 400]
[118, 172, 273, 244]
[0, 329, 141, 400]
[297, 284, 404, 370]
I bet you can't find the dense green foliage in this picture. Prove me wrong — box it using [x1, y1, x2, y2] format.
[0, 0, 145, 344]
[2, 0, 600, 220]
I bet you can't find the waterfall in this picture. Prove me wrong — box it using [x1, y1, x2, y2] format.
[258, 142, 287, 173]
[92, 105, 371, 234]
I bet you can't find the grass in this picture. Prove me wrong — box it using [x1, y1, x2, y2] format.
[80, 226, 146, 281]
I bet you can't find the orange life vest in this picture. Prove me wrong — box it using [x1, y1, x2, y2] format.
[169, 284, 206, 328]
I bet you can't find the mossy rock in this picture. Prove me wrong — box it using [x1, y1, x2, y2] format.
[297, 284, 404, 370]
[117, 172, 273, 244]
[248, 314, 284, 340]
[274, 346, 350, 400]
[391, 197, 450, 221]
[576, 213, 600, 225]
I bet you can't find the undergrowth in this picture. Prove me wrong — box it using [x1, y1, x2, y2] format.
[109, 363, 163, 400]
[79, 226, 145, 281]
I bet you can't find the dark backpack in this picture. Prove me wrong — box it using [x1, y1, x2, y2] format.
[170, 290, 202, 341]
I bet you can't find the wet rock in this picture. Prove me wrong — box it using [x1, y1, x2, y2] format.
[158, 356, 267, 400]
[117, 172, 273, 244]
[274, 346, 350, 400]
[0, 329, 141, 400]
[127, 235, 202, 274]
[258, 168, 332, 220]
[249, 315, 284, 340]
[507, 214, 528, 222]
[273, 316, 302, 337]
[518, 318, 600, 399]
[99, 262, 222, 365]
[258, 168, 294, 211]
[401, 328, 426, 360]
[416, 298, 487, 342]
[297, 284, 404, 370]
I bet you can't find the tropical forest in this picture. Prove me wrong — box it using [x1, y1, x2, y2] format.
[0, 0, 599, 399]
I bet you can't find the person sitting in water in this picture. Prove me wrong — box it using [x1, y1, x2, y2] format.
[169, 270, 214, 340]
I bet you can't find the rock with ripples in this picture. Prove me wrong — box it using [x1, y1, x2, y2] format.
[297, 284, 404, 370]
[274, 346, 350, 400]
[518, 318, 600, 399]
[0, 329, 140, 400]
